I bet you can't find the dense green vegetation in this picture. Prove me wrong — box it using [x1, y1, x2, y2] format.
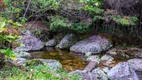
[1, 0, 139, 33]
[0, 64, 82, 80]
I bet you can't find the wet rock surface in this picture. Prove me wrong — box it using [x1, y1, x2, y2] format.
[70, 35, 112, 55]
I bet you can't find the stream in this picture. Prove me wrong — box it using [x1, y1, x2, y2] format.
[30, 47, 87, 71]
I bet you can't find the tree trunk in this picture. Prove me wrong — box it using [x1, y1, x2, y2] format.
[0, 53, 5, 69]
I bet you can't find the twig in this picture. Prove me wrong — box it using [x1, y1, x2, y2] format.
[23, 0, 32, 18]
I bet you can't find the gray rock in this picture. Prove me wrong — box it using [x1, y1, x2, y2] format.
[87, 55, 101, 64]
[57, 34, 78, 49]
[106, 48, 117, 56]
[26, 59, 62, 70]
[70, 35, 112, 54]
[15, 52, 31, 58]
[16, 58, 27, 61]
[14, 35, 44, 52]
[108, 62, 139, 80]
[45, 47, 55, 51]
[92, 67, 108, 80]
[133, 51, 142, 58]
[38, 59, 62, 70]
[45, 39, 57, 47]
[102, 67, 109, 73]
[69, 70, 98, 80]
[22, 30, 33, 36]
[13, 58, 27, 66]
[100, 54, 114, 67]
[101, 54, 114, 61]
[128, 59, 142, 71]
[85, 52, 92, 57]
[107, 48, 142, 58]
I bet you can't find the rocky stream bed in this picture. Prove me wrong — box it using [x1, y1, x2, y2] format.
[1, 21, 142, 80]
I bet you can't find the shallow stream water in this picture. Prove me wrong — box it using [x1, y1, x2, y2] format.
[30, 48, 87, 71]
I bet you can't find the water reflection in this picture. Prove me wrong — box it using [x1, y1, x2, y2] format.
[30, 47, 87, 71]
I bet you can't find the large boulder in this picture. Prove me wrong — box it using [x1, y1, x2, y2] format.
[108, 62, 139, 80]
[14, 35, 44, 52]
[128, 59, 142, 71]
[56, 34, 78, 49]
[70, 35, 112, 54]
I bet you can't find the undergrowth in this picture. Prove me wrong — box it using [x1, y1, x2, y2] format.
[0, 64, 82, 80]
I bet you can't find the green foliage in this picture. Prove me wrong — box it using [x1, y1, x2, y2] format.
[19, 17, 28, 24]
[0, 48, 16, 60]
[0, 18, 21, 60]
[2, 0, 139, 33]
[1, 0, 24, 21]
[80, 0, 104, 14]
[71, 22, 91, 33]
[0, 64, 82, 80]
[37, 0, 62, 9]
[0, 18, 21, 43]
[49, 15, 92, 33]
[50, 16, 67, 29]
[93, 15, 104, 21]
[112, 16, 138, 26]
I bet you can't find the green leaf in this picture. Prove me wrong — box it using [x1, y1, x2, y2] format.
[0, 22, 6, 28]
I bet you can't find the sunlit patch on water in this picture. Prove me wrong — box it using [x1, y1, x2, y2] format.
[30, 49, 87, 71]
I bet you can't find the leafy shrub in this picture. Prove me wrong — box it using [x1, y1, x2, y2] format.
[50, 16, 67, 29]
[2, 0, 139, 34]
[0, 17, 21, 60]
